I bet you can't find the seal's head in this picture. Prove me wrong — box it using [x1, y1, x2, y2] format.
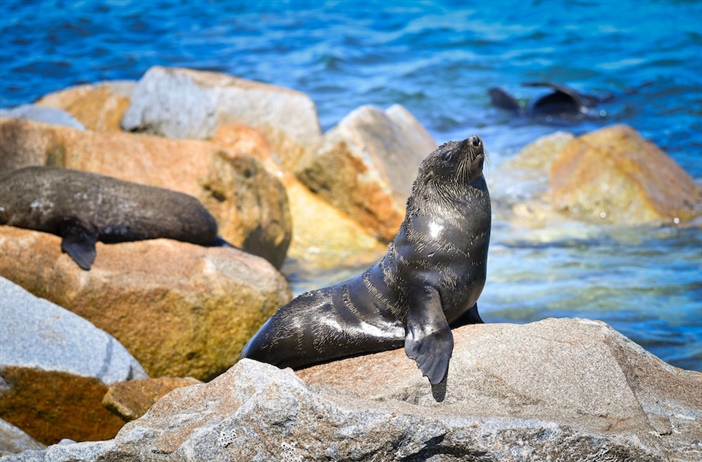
[414, 135, 486, 201]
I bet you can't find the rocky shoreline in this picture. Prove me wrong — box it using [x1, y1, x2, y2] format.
[1, 66, 700, 461]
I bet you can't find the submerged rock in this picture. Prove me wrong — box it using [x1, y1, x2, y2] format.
[549, 124, 701, 225]
[0, 276, 147, 446]
[0, 226, 291, 380]
[13, 318, 701, 461]
[121, 66, 322, 171]
[295, 104, 437, 242]
[35, 81, 136, 132]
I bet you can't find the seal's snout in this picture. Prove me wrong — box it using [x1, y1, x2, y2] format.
[468, 135, 482, 148]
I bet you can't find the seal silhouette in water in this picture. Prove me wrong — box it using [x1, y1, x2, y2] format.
[0, 166, 230, 270]
[489, 81, 614, 122]
[240, 135, 491, 385]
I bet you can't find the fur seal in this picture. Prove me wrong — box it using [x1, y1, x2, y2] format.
[489, 81, 613, 121]
[0, 166, 228, 270]
[240, 135, 491, 386]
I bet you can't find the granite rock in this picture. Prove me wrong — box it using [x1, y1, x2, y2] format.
[11, 318, 700, 461]
[0, 276, 147, 445]
[295, 104, 437, 242]
[0, 105, 85, 131]
[0, 226, 291, 380]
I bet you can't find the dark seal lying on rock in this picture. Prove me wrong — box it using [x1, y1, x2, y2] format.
[0, 166, 230, 270]
[241, 135, 491, 387]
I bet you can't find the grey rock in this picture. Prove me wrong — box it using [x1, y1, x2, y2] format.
[0, 419, 44, 457]
[0, 277, 147, 385]
[121, 66, 322, 170]
[0, 105, 85, 131]
[295, 104, 437, 242]
[12, 318, 701, 461]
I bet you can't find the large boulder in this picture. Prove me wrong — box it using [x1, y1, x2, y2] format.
[210, 123, 386, 266]
[13, 319, 701, 461]
[34, 81, 136, 132]
[295, 104, 437, 242]
[0, 277, 147, 446]
[548, 124, 702, 225]
[0, 118, 291, 268]
[0, 226, 291, 380]
[120, 66, 322, 171]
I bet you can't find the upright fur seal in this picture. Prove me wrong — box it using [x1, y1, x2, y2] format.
[240, 135, 491, 385]
[0, 166, 227, 270]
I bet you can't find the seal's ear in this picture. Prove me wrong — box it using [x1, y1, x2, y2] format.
[60, 222, 98, 270]
[424, 171, 435, 185]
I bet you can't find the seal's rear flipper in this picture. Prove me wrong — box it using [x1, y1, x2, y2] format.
[60, 222, 97, 270]
[404, 286, 454, 385]
[449, 303, 484, 328]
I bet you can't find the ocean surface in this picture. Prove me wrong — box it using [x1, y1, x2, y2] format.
[1, 0, 700, 371]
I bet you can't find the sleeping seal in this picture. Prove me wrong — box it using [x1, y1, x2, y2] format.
[0, 166, 229, 270]
[240, 135, 491, 386]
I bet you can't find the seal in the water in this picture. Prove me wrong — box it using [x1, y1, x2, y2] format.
[489, 81, 614, 122]
[0, 166, 229, 270]
[240, 135, 491, 386]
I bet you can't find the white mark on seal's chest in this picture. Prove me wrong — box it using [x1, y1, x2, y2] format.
[429, 221, 444, 239]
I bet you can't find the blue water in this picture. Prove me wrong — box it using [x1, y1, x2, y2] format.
[1, 0, 700, 371]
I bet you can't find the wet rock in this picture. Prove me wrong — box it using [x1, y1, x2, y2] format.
[35, 81, 136, 132]
[0, 418, 45, 456]
[0, 226, 291, 380]
[549, 124, 702, 225]
[295, 104, 437, 242]
[0, 276, 147, 445]
[0, 104, 85, 131]
[121, 66, 322, 171]
[0, 118, 291, 268]
[14, 318, 701, 461]
[211, 123, 385, 266]
[103, 377, 201, 422]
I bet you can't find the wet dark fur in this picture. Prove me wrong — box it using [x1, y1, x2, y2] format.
[0, 166, 223, 270]
[240, 136, 491, 385]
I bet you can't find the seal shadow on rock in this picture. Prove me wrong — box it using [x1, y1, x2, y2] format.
[0, 166, 233, 270]
[240, 136, 491, 389]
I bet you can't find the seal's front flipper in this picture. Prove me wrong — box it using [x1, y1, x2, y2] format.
[60, 222, 98, 270]
[404, 286, 453, 385]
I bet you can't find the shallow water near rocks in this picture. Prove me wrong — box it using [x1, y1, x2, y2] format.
[2, 0, 700, 371]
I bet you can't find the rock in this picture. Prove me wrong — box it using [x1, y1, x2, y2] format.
[103, 377, 201, 422]
[211, 123, 385, 266]
[548, 124, 702, 225]
[0, 276, 147, 445]
[493, 131, 574, 201]
[0, 419, 45, 457]
[13, 318, 701, 461]
[0, 118, 291, 268]
[295, 104, 437, 242]
[121, 66, 322, 171]
[0, 104, 85, 130]
[34, 81, 135, 132]
[0, 226, 292, 380]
